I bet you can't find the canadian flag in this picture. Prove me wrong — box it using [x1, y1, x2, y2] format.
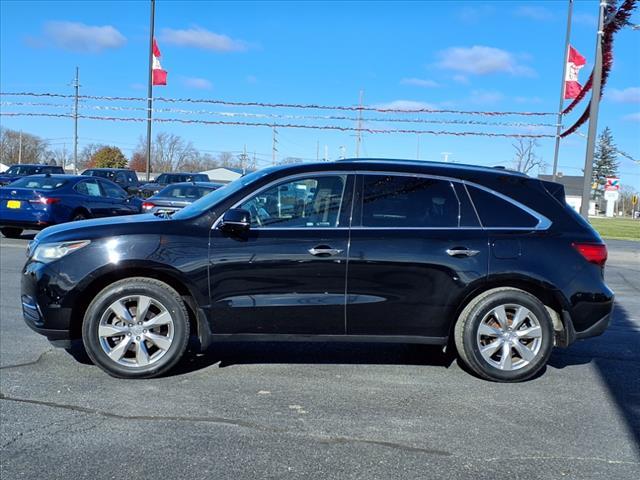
[152, 38, 167, 86]
[564, 45, 586, 99]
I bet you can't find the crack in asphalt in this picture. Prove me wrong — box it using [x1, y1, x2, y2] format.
[0, 349, 54, 370]
[0, 392, 451, 457]
[2, 393, 638, 466]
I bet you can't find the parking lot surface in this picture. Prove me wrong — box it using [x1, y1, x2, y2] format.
[1, 234, 639, 479]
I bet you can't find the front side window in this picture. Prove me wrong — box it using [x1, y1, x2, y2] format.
[156, 174, 168, 184]
[100, 181, 127, 199]
[240, 175, 346, 228]
[361, 175, 459, 228]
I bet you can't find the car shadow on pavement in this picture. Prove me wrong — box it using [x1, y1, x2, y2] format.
[548, 304, 640, 454]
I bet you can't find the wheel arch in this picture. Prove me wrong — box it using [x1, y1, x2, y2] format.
[68, 263, 206, 343]
[447, 275, 570, 346]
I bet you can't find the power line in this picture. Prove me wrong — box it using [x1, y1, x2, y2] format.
[0, 112, 556, 138]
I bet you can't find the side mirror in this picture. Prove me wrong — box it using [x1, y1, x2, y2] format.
[220, 208, 251, 233]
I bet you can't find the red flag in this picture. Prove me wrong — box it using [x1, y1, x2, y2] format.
[152, 38, 167, 86]
[564, 45, 586, 99]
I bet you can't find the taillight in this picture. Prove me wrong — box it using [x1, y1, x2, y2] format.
[572, 242, 608, 266]
[142, 202, 155, 210]
[29, 197, 60, 205]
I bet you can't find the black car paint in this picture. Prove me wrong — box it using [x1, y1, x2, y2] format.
[21, 160, 614, 349]
[0, 164, 65, 186]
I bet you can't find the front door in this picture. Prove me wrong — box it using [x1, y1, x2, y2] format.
[209, 173, 354, 335]
[346, 174, 489, 339]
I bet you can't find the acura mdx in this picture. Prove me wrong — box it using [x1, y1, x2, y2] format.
[20, 159, 614, 381]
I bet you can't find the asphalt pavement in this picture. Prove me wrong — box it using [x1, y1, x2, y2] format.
[1, 233, 638, 479]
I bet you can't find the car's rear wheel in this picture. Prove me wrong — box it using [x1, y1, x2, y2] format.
[454, 287, 553, 382]
[72, 211, 88, 221]
[82, 277, 190, 379]
[1, 227, 23, 238]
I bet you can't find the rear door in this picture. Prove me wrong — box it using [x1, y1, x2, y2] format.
[346, 173, 489, 339]
[97, 179, 137, 215]
[74, 178, 112, 217]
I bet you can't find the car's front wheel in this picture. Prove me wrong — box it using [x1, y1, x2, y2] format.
[82, 277, 190, 378]
[1, 227, 23, 238]
[454, 287, 554, 382]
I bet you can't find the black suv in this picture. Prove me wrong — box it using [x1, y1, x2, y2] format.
[82, 168, 140, 194]
[138, 172, 210, 198]
[21, 159, 613, 381]
[0, 164, 65, 186]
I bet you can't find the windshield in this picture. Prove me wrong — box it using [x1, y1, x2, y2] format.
[6, 165, 37, 175]
[10, 177, 67, 189]
[172, 168, 275, 219]
[157, 184, 219, 199]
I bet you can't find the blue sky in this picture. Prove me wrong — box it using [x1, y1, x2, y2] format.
[1, 0, 639, 188]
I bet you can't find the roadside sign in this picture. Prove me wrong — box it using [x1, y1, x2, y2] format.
[605, 177, 620, 191]
[604, 190, 620, 201]
[632, 195, 638, 206]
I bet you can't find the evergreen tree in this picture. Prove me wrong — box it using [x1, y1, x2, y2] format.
[592, 127, 619, 190]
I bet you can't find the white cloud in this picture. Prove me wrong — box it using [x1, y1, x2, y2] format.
[607, 87, 640, 104]
[452, 74, 470, 85]
[182, 77, 213, 89]
[38, 21, 126, 52]
[400, 78, 439, 88]
[469, 89, 504, 105]
[375, 100, 437, 111]
[623, 112, 640, 122]
[246, 75, 258, 84]
[160, 27, 247, 52]
[514, 6, 553, 21]
[436, 45, 535, 76]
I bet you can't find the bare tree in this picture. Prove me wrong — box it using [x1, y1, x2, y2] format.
[512, 139, 544, 175]
[49, 145, 72, 169]
[134, 133, 199, 172]
[78, 144, 104, 170]
[0, 128, 49, 164]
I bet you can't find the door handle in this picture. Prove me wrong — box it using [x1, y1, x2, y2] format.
[308, 246, 343, 256]
[446, 248, 480, 257]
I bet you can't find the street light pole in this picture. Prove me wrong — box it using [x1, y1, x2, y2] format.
[579, 0, 607, 219]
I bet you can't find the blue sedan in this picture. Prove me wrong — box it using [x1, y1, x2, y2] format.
[0, 174, 142, 238]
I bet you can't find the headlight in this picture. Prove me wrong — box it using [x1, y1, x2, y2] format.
[32, 240, 91, 263]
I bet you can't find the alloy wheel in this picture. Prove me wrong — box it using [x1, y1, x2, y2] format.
[476, 303, 543, 371]
[98, 295, 175, 368]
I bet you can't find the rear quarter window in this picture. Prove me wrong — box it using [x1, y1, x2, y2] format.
[467, 185, 539, 228]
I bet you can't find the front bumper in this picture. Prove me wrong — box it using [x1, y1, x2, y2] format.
[21, 261, 74, 347]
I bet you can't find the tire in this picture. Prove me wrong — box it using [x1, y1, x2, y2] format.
[454, 287, 553, 382]
[1, 227, 23, 238]
[82, 277, 190, 379]
[72, 211, 88, 221]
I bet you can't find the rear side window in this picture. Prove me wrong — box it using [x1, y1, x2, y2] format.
[466, 185, 539, 228]
[75, 179, 102, 197]
[361, 175, 459, 228]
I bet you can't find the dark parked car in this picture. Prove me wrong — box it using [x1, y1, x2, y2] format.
[138, 172, 210, 198]
[0, 164, 65, 186]
[21, 159, 613, 381]
[142, 181, 224, 215]
[82, 168, 140, 195]
[1, 174, 142, 238]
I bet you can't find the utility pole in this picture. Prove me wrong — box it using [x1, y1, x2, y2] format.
[73, 66, 80, 174]
[355, 90, 364, 158]
[145, 0, 156, 182]
[580, 0, 607, 219]
[18, 131, 22, 164]
[324, 145, 328, 162]
[552, 0, 574, 182]
[272, 125, 278, 165]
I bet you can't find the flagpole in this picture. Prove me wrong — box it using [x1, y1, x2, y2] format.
[579, 0, 607, 219]
[145, 0, 156, 182]
[552, 0, 574, 182]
